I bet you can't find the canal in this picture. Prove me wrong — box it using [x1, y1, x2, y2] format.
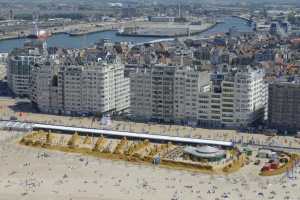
[0, 17, 252, 53]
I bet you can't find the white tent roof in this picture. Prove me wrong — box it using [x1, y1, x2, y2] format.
[196, 145, 220, 154]
[184, 146, 226, 158]
[32, 123, 233, 147]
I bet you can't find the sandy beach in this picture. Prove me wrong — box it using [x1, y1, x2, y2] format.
[1, 95, 300, 200]
[0, 130, 300, 200]
[1, 98, 300, 151]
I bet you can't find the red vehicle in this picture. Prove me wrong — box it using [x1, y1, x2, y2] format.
[261, 164, 271, 172]
[270, 163, 278, 169]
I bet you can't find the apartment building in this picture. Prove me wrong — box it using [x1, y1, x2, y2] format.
[268, 78, 300, 132]
[7, 46, 43, 96]
[174, 66, 209, 124]
[31, 60, 59, 113]
[129, 67, 152, 120]
[233, 66, 267, 127]
[31, 57, 130, 116]
[197, 65, 267, 128]
[129, 64, 267, 128]
[130, 64, 175, 122]
[130, 64, 209, 123]
[151, 65, 175, 122]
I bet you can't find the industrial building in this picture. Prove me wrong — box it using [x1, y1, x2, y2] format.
[148, 16, 175, 22]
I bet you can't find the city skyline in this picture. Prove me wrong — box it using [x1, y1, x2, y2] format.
[0, 1, 300, 199]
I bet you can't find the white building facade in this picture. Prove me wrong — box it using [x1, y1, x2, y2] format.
[31, 59, 130, 116]
[130, 64, 267, 128]
[198, 65, 267, 128]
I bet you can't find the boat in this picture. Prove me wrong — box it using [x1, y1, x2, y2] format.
[27, 21, 50, 39]
[118, 27, 124, 34]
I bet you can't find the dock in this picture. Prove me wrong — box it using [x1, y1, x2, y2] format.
[117, 22, 216, 38]
[66, 26, 117, 36]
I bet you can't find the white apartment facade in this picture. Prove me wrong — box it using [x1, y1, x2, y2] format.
[130, 64, 209, 123]
[130, 64, 175, 122]
[31, 59, 130, 116]
[130, 64, 267, 128]
[129, 67, 152, 120]
[174, 66, 209, 124]
[198, 65, 267, 128]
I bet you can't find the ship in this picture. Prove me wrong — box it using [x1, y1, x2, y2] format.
[27, 21, 51, 39]
[117, 27, 124, 34]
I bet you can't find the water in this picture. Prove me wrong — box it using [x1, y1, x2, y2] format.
[200, 16, 253, 36]
[0, 17, 252, 53]
[0, 32, 161, 53]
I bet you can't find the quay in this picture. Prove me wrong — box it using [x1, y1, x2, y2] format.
[117, 22, 216, 37]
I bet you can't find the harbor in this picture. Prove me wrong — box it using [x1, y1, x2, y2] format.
[116, 21, 215, 37]
[0, 17, 253, 53]
[0, 0, 300, 199]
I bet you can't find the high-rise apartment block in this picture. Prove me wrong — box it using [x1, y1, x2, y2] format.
[7, 45, 43, 96]
[31, 55, 130, 116]
[130, 65, 176, 122]
[268, 79, 300, 132]
[129, 64, 267, 128]
[198, 65, 267, 128]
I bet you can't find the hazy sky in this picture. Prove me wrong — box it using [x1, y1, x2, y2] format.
[0, 0, 299, 6]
